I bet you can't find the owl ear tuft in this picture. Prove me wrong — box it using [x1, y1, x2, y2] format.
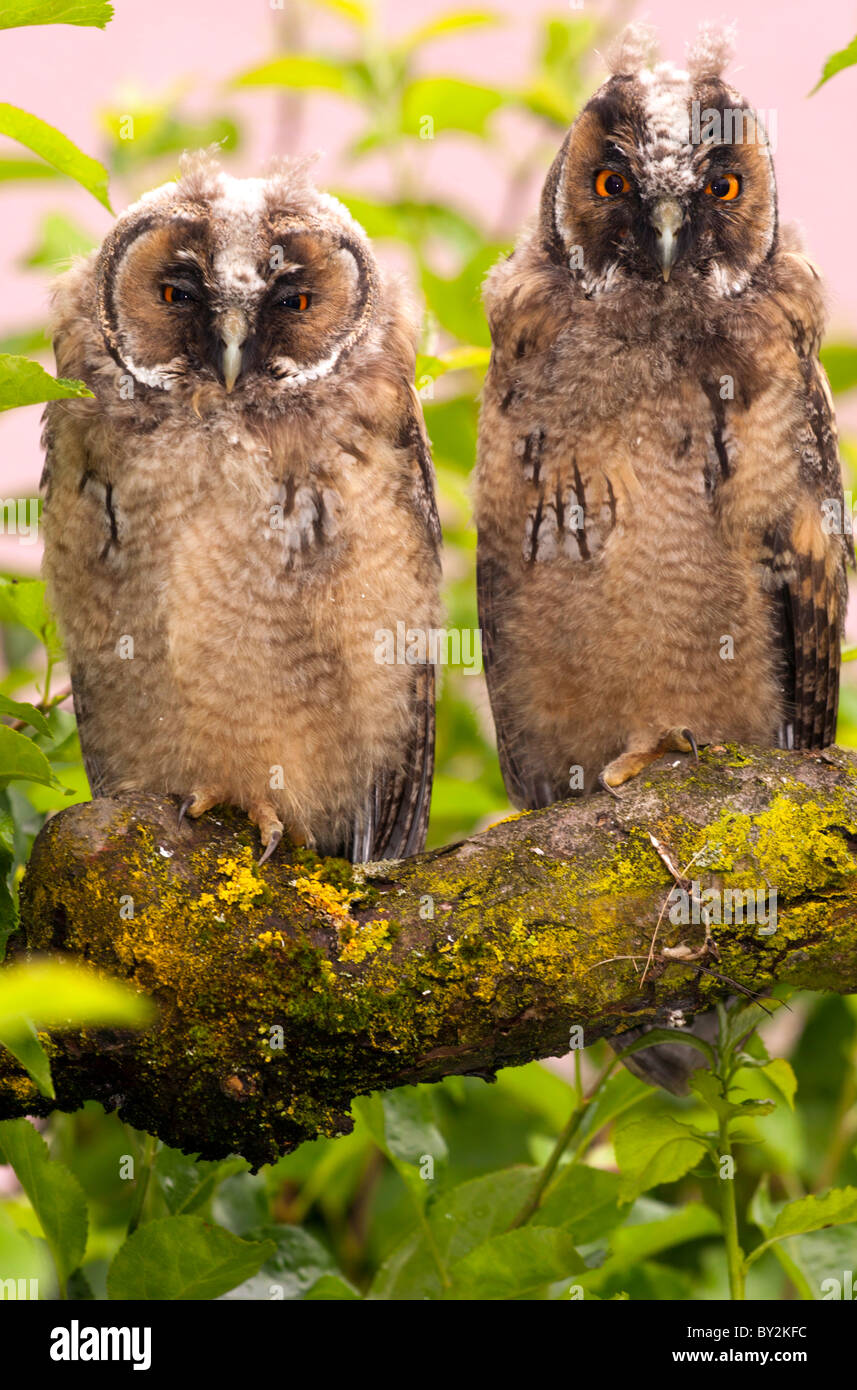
[264, 151, 321, 188]
[176, 147, 227, 204]
[604, 21, 658, 77]
[686, 21, 737, 81]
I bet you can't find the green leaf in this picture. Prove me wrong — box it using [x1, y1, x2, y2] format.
[0, 1207, 53, 1293]
[400, 78, 504, 137]
[312, 0, 370, 25]
[745, 1186, 857, 1269]
[423, 396, 477, 473]
[398, 11, 498, 55]
[21, 211, 95, 270]
[67, 1267, 96, 1299]
[422, 245, 503, 347]
[450, 1226, 584, 1299]
[330, 192, 484, 257]
[0, 724, 59, 789]
[0, 105, 110, 208]
[614, 1114, 708, 1201]
[570, 1067, 649, 1152]
[811, 35, 857, 93]
[368, 1167, 539, 1299]
[222, 1225, 340, 1300]
[355, 1087, 447, 1209]
[0, 1118, 88, 1290]
[230, 55, 366, 99]
[0, 156, 61, 182]
[381, 1087, 448, 1169]
[0, 693, 51, 738]
[305, 1273, 362, 1300]
[533, 1163, 624, 1242]
[759, 1057, 797, 1111]
[542, 14, 598, 75]
[0, 577, 61, 654]
[748, 1176, 815, 1300]
[518, 77, 577, 127]
[0, 325, 51, 355]
[416, 345, 491, 384]
[0, 1016, 53, 1096]
[580, 1200, 721, 1295]
[493, 1059, 577, 1132]
[100, 105, 241, 174]
[610, 1200, 721, 1263]
[0, 956, 153, 1032]
[0, 353, 92, 412]
[0, 1, 113, 29]
[154, 1146, 239, 1216]
[820, 343, 857, 394]
[768, 1187, 857, 1244]
[106, 1216, 275, 1300]
[689, 1068, 741, 1122]
[777, 1226, 857, 1300]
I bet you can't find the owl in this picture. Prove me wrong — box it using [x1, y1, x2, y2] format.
[475, 25, 850, 1089]
[41, 151, 442, 864]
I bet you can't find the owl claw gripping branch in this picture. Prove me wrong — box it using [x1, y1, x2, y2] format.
[40, 152, 442, 865]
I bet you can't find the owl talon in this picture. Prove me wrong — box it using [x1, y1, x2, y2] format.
[663, 727, 700, 761]
[178, 791, 220, 825]
[258, 828, 282, 866]
[598, 770, 623, 799]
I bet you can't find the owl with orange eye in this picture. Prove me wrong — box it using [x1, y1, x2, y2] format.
[40, 151, 442, 863]
[475, 23, 850, 1090]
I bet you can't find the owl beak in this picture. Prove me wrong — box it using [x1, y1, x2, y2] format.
[219, 309, 249, 392]
[650, 198, 683, 282]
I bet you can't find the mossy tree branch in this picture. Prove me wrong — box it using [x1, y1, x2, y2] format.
[2, 744, 857, 1168]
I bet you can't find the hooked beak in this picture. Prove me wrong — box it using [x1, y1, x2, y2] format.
[650, 198, 683, 282]
[218, 308, 249, 392]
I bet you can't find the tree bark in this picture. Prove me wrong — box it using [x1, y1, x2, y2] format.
[2, 744, 857, 1168]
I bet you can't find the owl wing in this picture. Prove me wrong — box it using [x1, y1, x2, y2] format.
[41, 409, 111, 800]
[769, 354, 851, 750]
[347, 385, 441, 861]
[477, 549, 557, 810]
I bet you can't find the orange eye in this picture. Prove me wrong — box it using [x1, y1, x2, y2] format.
[161, 284, 193, 304]
[280, 291, 311, 311]
[595, 169, 630, 197]
[705, 173, 741, 201]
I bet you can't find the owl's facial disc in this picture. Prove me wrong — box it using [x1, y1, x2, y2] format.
[96, 184, 379, 399]
[547, 69, 777, 296]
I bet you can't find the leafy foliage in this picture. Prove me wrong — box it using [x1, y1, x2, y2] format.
[0, 1, 114, 31]
[811, 34, 857, 94]
[0, 104, 111, 208]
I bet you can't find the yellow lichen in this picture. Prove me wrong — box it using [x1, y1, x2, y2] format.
[214, 851, 265, 911]
[340, 917, 392, 964]
[291, 869, 358, 925]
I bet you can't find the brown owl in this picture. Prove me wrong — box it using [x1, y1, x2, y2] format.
[41, 151, 442, 863]
[475, 25, 850, 1089]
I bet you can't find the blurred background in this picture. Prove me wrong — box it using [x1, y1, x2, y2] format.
[1, 0, 856, 1302]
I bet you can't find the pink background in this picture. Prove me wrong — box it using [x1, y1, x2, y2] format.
[2, 0, 856, 572]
